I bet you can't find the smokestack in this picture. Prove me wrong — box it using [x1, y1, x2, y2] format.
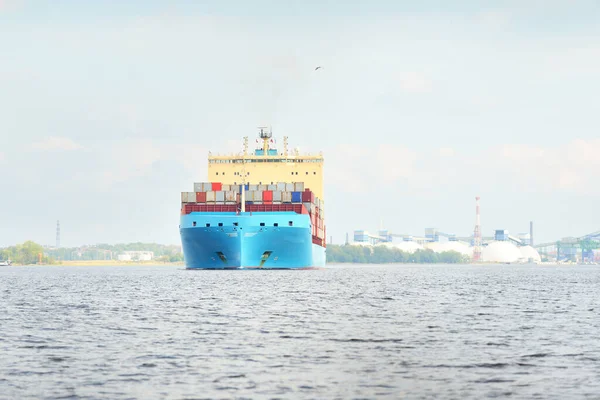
[530, 221, 534, 247]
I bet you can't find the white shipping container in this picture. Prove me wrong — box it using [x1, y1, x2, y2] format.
[258, 184, 267, 191]
[294, 182, 305, 192]
[249, 184, 259, 191]
[193, 182, 204, 192]
[285, 183, 294, 192]
[267, 184, 277, 191]
[187, 192, 197, 203]
[277, 182, 287, 191]
[225, 191, 237, 202]
[222, 184, 231, 191]
[206, 191, 216, 202]
[273, 191, 282, 201]
[181, 192, 188, 202]
[216, 191, 225, 202]
[282, 192, 292, 203]
[253, 191, 263, 201]
[303, 202, 312, 213]
[202, 183, 213, 192]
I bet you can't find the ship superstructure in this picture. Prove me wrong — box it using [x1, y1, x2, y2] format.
[180, 128, 325, 269]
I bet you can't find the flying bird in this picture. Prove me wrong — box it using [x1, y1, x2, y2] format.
[315, 66, 322, 71]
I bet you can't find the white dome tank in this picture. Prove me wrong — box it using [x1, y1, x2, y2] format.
[425, 241, 472, 257]
[378, 241, 424, 254]
[519, 245, 541, 263]
[482, 241, 523, 263]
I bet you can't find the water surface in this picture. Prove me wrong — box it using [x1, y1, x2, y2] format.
[1, 264, 599, 399]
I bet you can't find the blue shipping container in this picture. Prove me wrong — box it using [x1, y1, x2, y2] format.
[291, 191, 302, 203]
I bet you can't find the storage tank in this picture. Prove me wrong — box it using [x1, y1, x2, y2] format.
[425, 241, 472, 258]
[519, 246, 541, 263]
[378, 241, 424, 254]
[482, 241, 523, 263]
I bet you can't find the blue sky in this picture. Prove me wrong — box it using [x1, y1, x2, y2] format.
[1, 1, 599, 247]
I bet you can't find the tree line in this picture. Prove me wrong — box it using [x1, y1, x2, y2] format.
[1, 241, 184, 264]
[0, 241, 53, 265]
[326, 244, 470, 264]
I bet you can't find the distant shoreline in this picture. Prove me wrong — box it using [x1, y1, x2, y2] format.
[6, 260, 185, 267]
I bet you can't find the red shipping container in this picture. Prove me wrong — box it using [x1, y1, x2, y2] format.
[263, 190, 273, 201]
[196, 192, 207, 203]
[302, 190, 314, 203]
[212, 182, 222, 191]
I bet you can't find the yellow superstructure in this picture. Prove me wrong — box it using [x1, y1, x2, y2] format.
[207, 130, 324, 200]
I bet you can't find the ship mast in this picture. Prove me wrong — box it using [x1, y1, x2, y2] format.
[241, 136, 248, 213]
[258, 126, 272, 155]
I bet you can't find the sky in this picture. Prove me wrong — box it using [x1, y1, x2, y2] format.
[1, 0, 599, 247]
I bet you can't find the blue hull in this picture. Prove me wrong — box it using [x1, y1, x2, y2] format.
[180, 212, 326, 269]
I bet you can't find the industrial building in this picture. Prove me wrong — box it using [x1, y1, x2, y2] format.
[352, 227, 541, 263]
[117, 251, 154, 261]
[350, 196, 549, 264]
[535, 231, 600, 263]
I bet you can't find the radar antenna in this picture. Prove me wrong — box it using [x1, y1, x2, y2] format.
[258, 126, 272, 155]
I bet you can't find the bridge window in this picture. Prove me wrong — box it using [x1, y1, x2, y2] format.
[216, 172, 219, 175]
[306, 172, 308, 175]
[313, 172, 316, 175]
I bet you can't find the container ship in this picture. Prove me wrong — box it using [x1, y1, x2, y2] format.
[180, 128, 325, 269]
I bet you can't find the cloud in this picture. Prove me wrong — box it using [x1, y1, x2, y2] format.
[398, 72, 433, 94]
[487, 139, 600, 193]
[438, 147, 455, 157]
[31, 137, 83, 152]
[329, 139, 600, 196]
[542, 46, 600, 79]
[97, 139, 207, 188]
[327, 143, 418, 192]
[0, 0, 22, 12]
[474, 10, 512, 30]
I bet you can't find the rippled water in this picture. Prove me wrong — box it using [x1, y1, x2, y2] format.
[1, 264, 600, 399]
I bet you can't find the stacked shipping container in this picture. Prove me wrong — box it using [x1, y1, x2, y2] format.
[182, 182, 326, 245]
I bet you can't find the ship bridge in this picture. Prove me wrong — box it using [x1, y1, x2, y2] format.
[207, 127, 324, 200]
